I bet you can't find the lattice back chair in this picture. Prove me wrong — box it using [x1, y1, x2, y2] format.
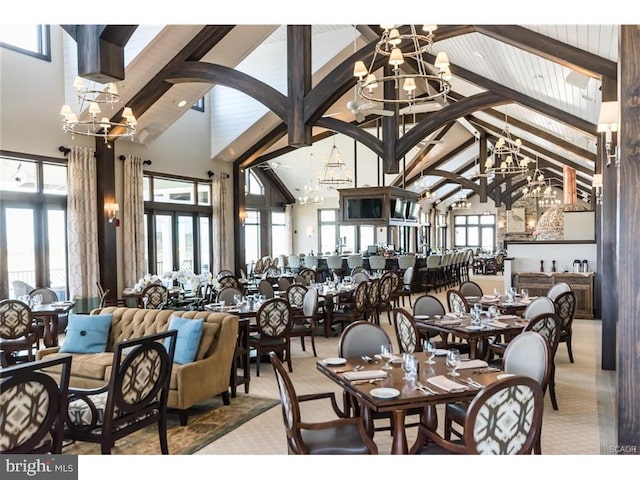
[216, 269, 234, 280]
[459, 281, 483, 298]
[376, 273, 395, 325]
[140, 283, 168, 309]
[286, 283, 308, 313]
[253, 258, 265, 275]
[386, 270, 402, 309]
[416, 376, 544, 455]
[392, 307, 422, 354]
[217, 274, 240, 289]
[65, 331, 177, 454]
[289, 287, 319, 357]
[299, 268, 317, 286]
[524, 312, 562, 411]
[269, 352, 377, 455]
[444, 331, 550, 451]
[258, 279, 275, 299]
[217, 286, 243, 305]
[546, 282, 571, 301]
[364, 278, 381, 324]
[330, 280, 368, 334]
[250, 298, 293, 377]
[0, 299, 38, 365]
[554, 290, 577, 363]
[1, 356, 72, 454]
[447, 289, 470, 314]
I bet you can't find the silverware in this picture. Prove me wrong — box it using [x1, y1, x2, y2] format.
[416, 382, 437, 395]
[415, 385, 434, 395]
[333, 365, 364, 373]
[352, 377, 385, 385]
[463, 377, 483, 389]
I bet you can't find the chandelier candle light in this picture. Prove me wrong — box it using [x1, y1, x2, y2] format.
[353, 25, 451, 109]
[318, 137, 352, 186]
[60, 76, 137, 142]
[485, 110, 531, 177]
[298, 153, 324, 204]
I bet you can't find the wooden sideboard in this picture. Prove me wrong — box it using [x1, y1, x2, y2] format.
[513, 272, 595, 319]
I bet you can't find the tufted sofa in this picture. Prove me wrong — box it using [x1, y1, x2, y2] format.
[36, 307, 238, 425]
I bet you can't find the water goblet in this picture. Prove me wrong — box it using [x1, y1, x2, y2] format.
[142, 296, 149, 309]
[453, 303, 462, 319]
[233, 294, 242, 305]
[381, 344, 394, 370]
[488, 305, 498, 318]
[402, 353, 418, 381]
[493, 288, 501, 299]
[521, 288, 529, 300]
[446, 348, 461, 377]
[424, 340, 436, 364]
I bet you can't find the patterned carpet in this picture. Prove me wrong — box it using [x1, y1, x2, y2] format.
[62, 395, 279, 455]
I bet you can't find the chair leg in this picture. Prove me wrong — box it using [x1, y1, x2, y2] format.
[179, 410, 189, 426]
[222, 390, 230, 405]
[567, 337, 574, 363]
[310, 323, 317, 357]
[159, 413, 169, 454]
[256, 349, 261, 377]
[550, 366, 558, 411]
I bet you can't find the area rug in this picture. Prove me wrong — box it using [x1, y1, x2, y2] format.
[62, 394, 279, 455]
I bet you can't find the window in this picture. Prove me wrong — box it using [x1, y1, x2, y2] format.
[0, 24, 50, 60]
[271, 211, 286, 258]
[245, 169, 264, 196]
[318, 209, 375, 255]
[143, 174, 212, 276]
[318, 209, 338, 255]
[244, 210, 261, 264]
[0, 155, 67, 299]
[191, 97, 205, 112]
[454, 214, 495, 251]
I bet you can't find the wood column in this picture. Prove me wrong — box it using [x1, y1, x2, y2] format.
[479, 132, 488, 203]
[286, 25, 311, 147]
[599, 75, 617, 371]
[233, 163, 246, 276]
[617, 24, 640, 451]
[95, 140, 117, 302]
[562, 166, 577, 205]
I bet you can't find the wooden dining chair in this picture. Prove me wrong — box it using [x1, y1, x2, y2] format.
[459, 280, 483, 297]
[1, 355, 72, 454]
[414, 375, 544, 455]
[0, 299, 39, 365]
[269, 352, 377, 455]
[289, 287, 319, 357]
[392, 307, 423, 354]
[140, 283, 168, 309]
[554, 290, 577, 363]
[250, 298, 293, 377]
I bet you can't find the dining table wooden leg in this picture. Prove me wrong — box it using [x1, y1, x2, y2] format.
[468, 337, 478, 359]
[362, 405, 374, 438]
[390, 409, 408, 454]
[410, 404, 437, 454]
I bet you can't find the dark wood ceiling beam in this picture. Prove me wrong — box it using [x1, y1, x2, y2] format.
[403, 137, 477, 187]
[287, 25, 312, 147]
[314, 116, 383, 158]
[100, 25, 138, 47]
[474, 25, 617, 80]
[107, 25, 234, 139]
[236, 123, 289, 170]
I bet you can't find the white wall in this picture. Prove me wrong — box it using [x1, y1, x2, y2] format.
[507, 242, 597, 274]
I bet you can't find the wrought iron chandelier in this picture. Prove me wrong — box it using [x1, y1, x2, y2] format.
[60, 76, 137, 142]
[317, 137, 352, 186]
[451, 192, 472, 210]
[485, 110, 531, 177]
[352, 25, 451, 109]
[538, 196, 561, 209]
[521, 162, 549, 198]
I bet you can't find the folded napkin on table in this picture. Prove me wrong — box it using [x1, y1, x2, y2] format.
[488, 319, 509, 328]
[481, 295, 500, 302]
[343, 370, 388, 381]
[374, 354, 402, 363]
[456, 359, 488, 370]
[426, 375, 469, 393]
[496, 314, 519, 321]
[439, 318, 463, 325]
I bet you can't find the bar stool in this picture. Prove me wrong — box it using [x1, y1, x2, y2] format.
[326, 255, 344, 278]
[347, 254, 363, 272]
[368, 255, 386, 276]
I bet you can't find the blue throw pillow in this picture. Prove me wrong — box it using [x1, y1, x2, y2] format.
[60, 313, 113, 354]
[167, 315, 204, 365]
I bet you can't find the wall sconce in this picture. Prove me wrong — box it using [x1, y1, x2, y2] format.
[597, 101, 619, 167]
[239, 210, 247, 226]
[105, 202, 119, 223]
[592, 173, 603, 205]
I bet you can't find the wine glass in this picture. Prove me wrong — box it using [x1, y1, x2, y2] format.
[521, 288, 529, 300]
[402, 353, 418, 381]
[446, 348, 461, 377]
[233, 294, 242, 305]
[424, 340, 436, 364]
[142, 295, 149, 309]
[493, 288, 501, 299]
[381, 343, 393, 370]
[453, 302, 462, 319]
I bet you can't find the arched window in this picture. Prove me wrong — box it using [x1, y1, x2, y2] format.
[245, 169, 264, 196]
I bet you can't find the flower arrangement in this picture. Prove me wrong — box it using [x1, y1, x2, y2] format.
[162, 270, 210, 292]
[134, 273, 160, 291]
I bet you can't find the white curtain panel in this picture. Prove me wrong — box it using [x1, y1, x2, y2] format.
[212, 172, 230, 274]
[66, 146, 100, 300]
[123, 155, 146, 284]
[285, 203, 294, 255]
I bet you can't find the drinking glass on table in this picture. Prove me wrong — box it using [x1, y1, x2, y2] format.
[142, 296, 149, 309]
[521, 288, 529, 300]
[424, 340, 436, 364]
[233, 294, 242, 305]
[493, 288, 501, 299]
[446, 348, 461, 377]
[488, 305, 498, 319]
[402, 353, 418, 381]
[381, 343, 394, 370]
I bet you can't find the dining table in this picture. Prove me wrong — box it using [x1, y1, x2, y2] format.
[316, 352, 503, 454]
[414, 312, 526, 359]
[466, 294, 531, 316]
[31, 301, 75, 348]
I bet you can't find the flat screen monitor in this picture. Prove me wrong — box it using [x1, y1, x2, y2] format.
[392, 199, 406, 219]
[367, 245, 377, 254]
[406, 201, 420, 221]
[346, 198, 383, 220]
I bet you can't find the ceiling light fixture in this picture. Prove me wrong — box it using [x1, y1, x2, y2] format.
[60, 77, 137, 143]
[451, 190, 471, 210]
[484, 108, 531, 177]
[353, 24, 451, 110]
[317, 136, 352, 186]
[298, 153, 324, 205]
[177, 100, 188, 107]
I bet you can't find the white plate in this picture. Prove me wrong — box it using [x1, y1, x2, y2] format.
[435, 349, 448, 356]
[466, 325, 483, 331]
[370, 387, 400, 399]
[414, 314, 430, 320]
[323, 357, 347, 366]
[497, 373, 516, 380]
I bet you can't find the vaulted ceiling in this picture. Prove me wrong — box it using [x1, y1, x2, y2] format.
[64, 24, 618, 209]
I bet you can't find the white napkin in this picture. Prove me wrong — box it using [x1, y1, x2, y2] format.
[488, 319, 508, 328]
[343, 370, 388, 381]
[426, 375, 469, 392]
[481, 295, 500, 302]
[439, 318, 462, 325]
[496, 315, 519, 321]
[457, 359, 488, 370]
